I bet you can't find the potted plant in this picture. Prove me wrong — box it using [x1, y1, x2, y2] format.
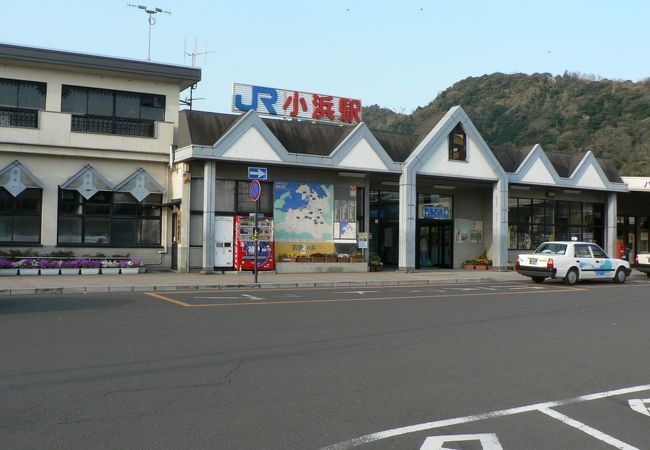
[369, 255, 383, 272]
[295, 255, 311, 262]
[39, 259, 61, 275]
[349, 253, 363, 263]
[310, 253, 325, 262]
[60, 259, 80, 275]
[337, 253, 350, 263]
[462, 258, 478, 269]
[323, 253, 338, 263]
[101, 259, 120, 275]
[278, 253, 296, 262]
[16, 258, 39, 275]
[0, 258, 18, 276]
[79, 258, 101, 275]
[120, 258, 142, 274]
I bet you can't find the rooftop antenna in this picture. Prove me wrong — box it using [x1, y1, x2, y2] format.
[180, 38, 212, 110]
[183, 37, 214, 67]
[128, 4, 171, 60]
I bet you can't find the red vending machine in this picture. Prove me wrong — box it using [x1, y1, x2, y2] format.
[234, 215, 275, 271]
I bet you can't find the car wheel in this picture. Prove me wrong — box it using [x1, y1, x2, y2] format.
[531, 276, 545, 283]
[563, 268, 579, 286]
[614, 267, 627, 284]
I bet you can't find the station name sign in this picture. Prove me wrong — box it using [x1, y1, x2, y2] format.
[232, 83, 362, 125]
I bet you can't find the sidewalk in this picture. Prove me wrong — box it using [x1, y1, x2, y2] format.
[1, 269, 646, 296]
[0, 268, 527, 296]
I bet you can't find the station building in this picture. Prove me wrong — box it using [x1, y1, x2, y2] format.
[0, 42, 641, 272]
[0, 43, 200, 267]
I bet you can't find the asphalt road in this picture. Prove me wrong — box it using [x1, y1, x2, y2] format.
[2, 279, 650, 449]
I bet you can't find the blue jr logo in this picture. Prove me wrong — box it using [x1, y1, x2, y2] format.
[235, 86, 278, 114]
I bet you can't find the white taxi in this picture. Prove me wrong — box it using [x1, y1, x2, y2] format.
[634, 253, 650, 278]
[515, 240, 631, 285]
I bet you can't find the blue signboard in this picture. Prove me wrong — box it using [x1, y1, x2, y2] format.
[423, 205, 450, 219]
[248, 167, 268, 180]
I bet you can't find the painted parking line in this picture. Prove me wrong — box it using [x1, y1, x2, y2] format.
[145, 284, 586, 308]
[320, 383, 650, 450]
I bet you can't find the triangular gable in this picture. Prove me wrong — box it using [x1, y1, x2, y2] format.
[0, 160, 43, 197]
[61, 164, 113, 200]
[114, 168, 165, 201]
[570, 152, 609, 190]
[513, 144, 560, 185]
[405, 106, 505, 181]
[213, 110, 289, 163]
[330, 123, 399, 172]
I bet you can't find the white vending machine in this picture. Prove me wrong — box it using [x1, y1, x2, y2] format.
[214, 216, 234, 268]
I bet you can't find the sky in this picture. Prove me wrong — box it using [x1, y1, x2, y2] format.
[2, 1, 649, 115]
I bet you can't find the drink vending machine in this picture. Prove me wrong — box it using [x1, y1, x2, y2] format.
[234, 215, 274, 271]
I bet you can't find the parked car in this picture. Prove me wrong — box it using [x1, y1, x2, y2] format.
[634, 253, 650, 278]
[515, 240, 631, 285]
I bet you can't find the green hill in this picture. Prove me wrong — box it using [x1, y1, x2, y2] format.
[362, 72, 650, 175]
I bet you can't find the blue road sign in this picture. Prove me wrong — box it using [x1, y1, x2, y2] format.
[249, 179, 262, 202]
[248, 167, 268, 180]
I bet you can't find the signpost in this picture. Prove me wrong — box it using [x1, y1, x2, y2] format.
[248, 167, 268, 180]
[249, 180, 262, 283]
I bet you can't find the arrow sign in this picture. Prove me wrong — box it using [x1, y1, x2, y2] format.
[248, 167, 267, 180]
[628, 398, 650, 417]
[420, 433, 503, 450]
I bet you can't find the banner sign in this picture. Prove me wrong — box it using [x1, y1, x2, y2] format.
[232, 83, 362, 125]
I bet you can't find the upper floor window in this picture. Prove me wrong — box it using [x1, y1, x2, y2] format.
[448, 123, 466, 161]
[0, 78, 46, 128]
[61, 85, 165, 137]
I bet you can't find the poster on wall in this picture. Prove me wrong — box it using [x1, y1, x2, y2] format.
[455, 219, 483, 243]
[273, 181, 334, 241]
[334, 184, 357, 240]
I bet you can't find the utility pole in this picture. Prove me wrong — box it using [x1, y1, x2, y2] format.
[128, 4, 171, 60]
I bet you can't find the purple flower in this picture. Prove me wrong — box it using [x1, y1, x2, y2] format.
[61, 259, 81, 269]
[0, 259, 14, 269]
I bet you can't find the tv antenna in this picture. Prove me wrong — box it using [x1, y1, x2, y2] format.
[128, 4, 171, 60]
[183, 37, 214, 67]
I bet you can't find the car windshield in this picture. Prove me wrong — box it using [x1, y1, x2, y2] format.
[534, 243, 567, 255]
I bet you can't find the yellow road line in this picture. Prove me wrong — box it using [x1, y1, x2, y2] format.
[145, 286, 586, 308]
[145, 292, 194, 307]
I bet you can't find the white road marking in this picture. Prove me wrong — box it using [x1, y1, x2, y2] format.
[334, 291, 380, 295]
[194, 296, 239, 299]
[420, 433, 503, 450]
[538, 407, 639, 450]
[628, 398, 650, 417]
[319, 383, 650, 450]
[241, 294, 263, 301]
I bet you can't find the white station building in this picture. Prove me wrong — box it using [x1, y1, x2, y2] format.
[2, 43, 647, 273]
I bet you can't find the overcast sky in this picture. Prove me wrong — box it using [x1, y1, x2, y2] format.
[3, 0, 648, 114]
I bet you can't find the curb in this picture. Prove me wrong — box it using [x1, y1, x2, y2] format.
[0, 275, 525, 296]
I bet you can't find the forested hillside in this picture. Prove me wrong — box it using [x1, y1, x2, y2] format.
[362, 73, 650, 175]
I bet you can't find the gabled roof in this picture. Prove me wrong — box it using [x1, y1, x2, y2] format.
[0, 160, 43, 197]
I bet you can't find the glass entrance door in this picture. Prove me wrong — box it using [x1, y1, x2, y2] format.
[417, 222, 452, 268]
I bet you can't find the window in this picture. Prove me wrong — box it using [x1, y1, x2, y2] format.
[448, 123, 466, 161]
[509, 197, 605, 249]
[0, 78, 46, 128]
[417, 193, 453, 219]
[236, 181, 273, 214]
[0, 188, 41, 243]
[589, 244, 608, 258]
[57, 190, 161, 246]
[61, 85, 165, 137]
[574, 244, 592, 258]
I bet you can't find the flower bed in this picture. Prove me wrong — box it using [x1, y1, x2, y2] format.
[0, 257, 144, 276]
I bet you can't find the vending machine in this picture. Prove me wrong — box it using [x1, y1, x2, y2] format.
[234, 215, 274, 271]
[214, 216, 234, 268]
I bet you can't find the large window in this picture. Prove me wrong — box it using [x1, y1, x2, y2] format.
[0, 188, 41, 243]
[417, 193, 453, 219]
[448, 123, 466, 161]
[0, 78, 46, 128]
[509, 197, 604, 249]
[58, 190, 161, 246]
[61, 85, 165, 137]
